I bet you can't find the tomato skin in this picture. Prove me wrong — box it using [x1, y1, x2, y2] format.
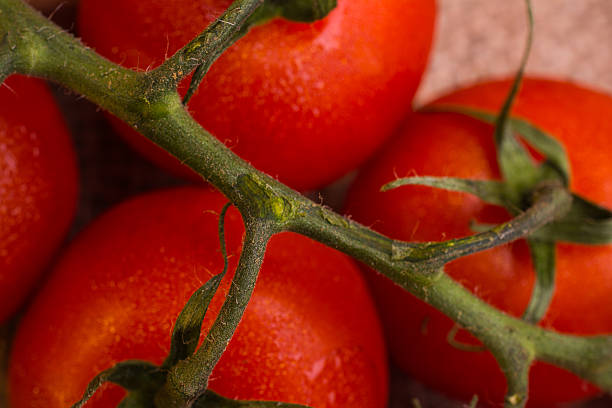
[0, 75, 78, 323]
[9, 187, 388, 408]
[344, 78, 612, 407]
[77, 0, 436, 191]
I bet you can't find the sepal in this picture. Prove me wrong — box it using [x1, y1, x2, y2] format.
[522, 239, 556, 324]
[431, 106, 571, 185]
[70, 361, 164, 408]
[246, 0, 336, 27]
[162, 202, 232, 368]
[533, 194, 612, 244]
[382, 176, 509, 207]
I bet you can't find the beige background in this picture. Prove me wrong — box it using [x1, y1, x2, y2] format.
[418, 0, 612, 105]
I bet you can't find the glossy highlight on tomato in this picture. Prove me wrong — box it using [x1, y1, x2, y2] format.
[77, 0, 436, 191]
[9, 187, 388, 408]
[345, 78, 612, 407]
[0, 75, 77, 323]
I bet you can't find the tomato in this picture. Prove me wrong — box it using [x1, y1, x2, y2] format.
[9, 187, 388, 408]
[344, 78, 612, 407]
[0, 75, 78, 324]
[77, 0, 436, 191]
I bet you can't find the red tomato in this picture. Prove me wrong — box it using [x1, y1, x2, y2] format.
[0, 75, 77, 323]
[344, 78, 612, 407]
[77, 0, 436, 191]
[9, 187, 388, 408]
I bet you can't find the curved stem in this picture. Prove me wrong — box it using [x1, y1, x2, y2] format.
[155, 219, 273, 408]
[291, 181, 571, 276]
[201, 181, 569, 304]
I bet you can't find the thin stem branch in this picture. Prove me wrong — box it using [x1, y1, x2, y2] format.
[291, 181, 572, 278]
[498, 350, 533, 408]
[150, 0, 263, 93]
[155, 219, 273, 408]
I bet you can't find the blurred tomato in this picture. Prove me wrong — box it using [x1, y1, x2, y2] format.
[345, 78, 612, 407]
[0, 75, 77, 323]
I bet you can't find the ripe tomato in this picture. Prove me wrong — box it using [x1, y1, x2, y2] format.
[9, 187, 388, 408]
[77, 0, 436, 191]
[0, 75, 77, 324]
[344, 78, 612, 407]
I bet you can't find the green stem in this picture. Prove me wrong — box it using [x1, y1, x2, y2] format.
[0, 35, 14, 82]
[155, 219, 273, 408]
[418, 272, 612, 392]
[496, 348, 532, 408]
[150, 0, 263, 98]
[290, 182, 571, 281]
[1, 0, 610, 403]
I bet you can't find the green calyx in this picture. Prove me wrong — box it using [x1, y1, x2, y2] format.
[385, 105, 612, 324]
[246, 0, 336, 26]
[532, 194, 612, 245]
[383, 0, 612, 327]
[69, 361, 165, 408]
[423, 107, 612, 247]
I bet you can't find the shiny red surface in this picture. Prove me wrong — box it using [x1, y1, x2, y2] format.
[345, 78, 612, 407]
[10, 187, 387, 407]
[77, 0, 436, 191]
[0, 75, 77, 323]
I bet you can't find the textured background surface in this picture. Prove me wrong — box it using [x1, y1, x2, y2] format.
[417, 0, 612, 105]
[2, 1, 612, 407]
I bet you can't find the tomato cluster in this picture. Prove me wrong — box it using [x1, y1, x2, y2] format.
[2, 1, 611, 408]
[4, 0, 434, 406]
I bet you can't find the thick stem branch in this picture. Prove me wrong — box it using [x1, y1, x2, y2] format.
[155, 219, 273, 408]
[499, 352, 533, 408]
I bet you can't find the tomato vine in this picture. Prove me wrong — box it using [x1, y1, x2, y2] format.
[0, 0, 611, 407]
